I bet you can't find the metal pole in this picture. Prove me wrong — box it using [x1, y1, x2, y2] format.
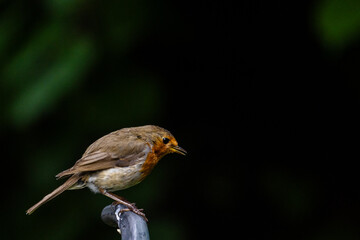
[101, 204, 150, 240]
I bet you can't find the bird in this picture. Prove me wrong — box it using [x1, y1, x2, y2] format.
[26, 125, 186, 220]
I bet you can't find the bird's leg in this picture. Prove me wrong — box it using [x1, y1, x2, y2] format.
[109, 195, 138, 208]
[98, 188, 148, 222]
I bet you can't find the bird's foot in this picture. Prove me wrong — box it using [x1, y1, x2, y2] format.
[113, 201, 148, 222]
[120, 207, 148, 222]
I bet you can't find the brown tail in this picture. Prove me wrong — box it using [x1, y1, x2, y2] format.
[26, 175, 80, 215]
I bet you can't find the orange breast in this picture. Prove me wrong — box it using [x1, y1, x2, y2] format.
[139, 141, 168, 179]
[139, 152, 160, 178]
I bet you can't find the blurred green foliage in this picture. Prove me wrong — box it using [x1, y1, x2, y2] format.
[0, 0, 155, 129]
[9, 35, 94, 126]
[314, 0, 360, 50]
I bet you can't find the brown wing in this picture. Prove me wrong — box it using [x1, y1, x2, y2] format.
[56, 131, 151, 179]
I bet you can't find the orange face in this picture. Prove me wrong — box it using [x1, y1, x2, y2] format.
[152, 134, 187, 158]
[139, 133, 186, 178]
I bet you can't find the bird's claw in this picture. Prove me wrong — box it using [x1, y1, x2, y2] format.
[118, 205, 148, 222]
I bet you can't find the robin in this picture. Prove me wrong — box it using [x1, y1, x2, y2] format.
[26, 125, 186, 221]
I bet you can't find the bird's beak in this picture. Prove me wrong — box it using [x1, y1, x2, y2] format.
[171, 146, 187, 155]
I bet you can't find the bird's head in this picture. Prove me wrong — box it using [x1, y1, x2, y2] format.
[134, 125, 187, 158]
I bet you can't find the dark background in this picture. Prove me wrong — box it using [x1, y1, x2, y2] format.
[1, 0, 360, 239]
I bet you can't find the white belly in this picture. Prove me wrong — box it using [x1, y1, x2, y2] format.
[87, 163, 144, 192]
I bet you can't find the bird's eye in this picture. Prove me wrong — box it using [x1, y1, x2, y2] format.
[162, 137, 170, 144]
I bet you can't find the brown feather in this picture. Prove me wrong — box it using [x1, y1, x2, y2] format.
[26, 175, 81, 215]
[56, 134, 151, 179]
